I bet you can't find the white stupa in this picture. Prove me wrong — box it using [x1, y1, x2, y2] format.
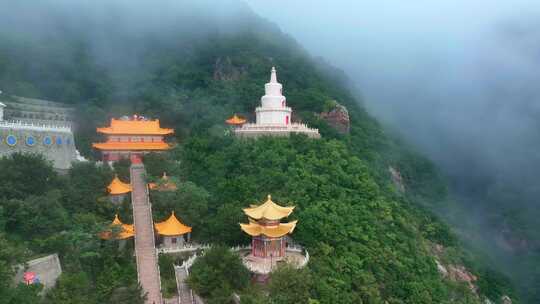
[232, 67, 320, 138]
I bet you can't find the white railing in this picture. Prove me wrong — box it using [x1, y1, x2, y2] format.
[177, 253, 199, 270]
[158, 243, 210, 254]
[0, 120, 72, 133]
[237, 243, 310, 274]
[235, 123, 320, 137]
[298, 249, 310, 268]
[230, 245, 251, 252]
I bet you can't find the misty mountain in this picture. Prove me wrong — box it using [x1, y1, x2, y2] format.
[0, 0, 529, 303]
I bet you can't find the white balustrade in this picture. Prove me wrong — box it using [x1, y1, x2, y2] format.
[0, 120, 72, 133]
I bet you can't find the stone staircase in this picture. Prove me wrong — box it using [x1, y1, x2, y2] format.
[131, 164, 163, 304]
[175, 265, 195, 304]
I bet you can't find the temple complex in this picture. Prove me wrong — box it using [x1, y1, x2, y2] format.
[107, 175, 132, 204]
[155, 211, 192, 250]
[93, 115, 174, 164]
[239, 195, 308, 282]
[231, 67, 320, 138]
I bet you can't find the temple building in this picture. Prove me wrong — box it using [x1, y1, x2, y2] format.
[239, 195, 308, 282]
[92, 115, 174, 164]
[225, 114, 246, 128]
[155, 211, 192, 250]
[148, 172, 177, 192]
[0, 92, 81, 171]
[231, 67, 320, 138]
[100, 214, 135, 241]
[107, 175, 131, 204]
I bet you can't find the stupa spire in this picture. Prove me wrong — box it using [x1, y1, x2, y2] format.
[270, 66, 278, 83]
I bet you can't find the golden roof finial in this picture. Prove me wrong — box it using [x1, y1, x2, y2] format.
[243, 195, 295, 220]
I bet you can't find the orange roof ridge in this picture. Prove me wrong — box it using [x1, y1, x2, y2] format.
[96, 118, 174, 135]
[148, 172, 177, 191]
[226, 114, 247, 125]
[107, 175, 132, 195]
[243, 194, 295, 220]
[93, 142, 172, 151]
[154, 211, 192, 236]
[239, 220, 297, 237]
[100, 214, 135, 240]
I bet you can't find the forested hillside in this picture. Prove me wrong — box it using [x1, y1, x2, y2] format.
[0, 1, 520, 303]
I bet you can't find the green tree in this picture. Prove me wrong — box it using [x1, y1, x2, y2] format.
[269, 265, 312, 304]
[0, 153, 60, 200]
[188, 246, 250, 301]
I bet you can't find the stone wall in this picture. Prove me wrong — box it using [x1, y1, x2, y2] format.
[13, 254, 62, 292]
[2, 96, 75, 123]
[0, 125, 77, 170]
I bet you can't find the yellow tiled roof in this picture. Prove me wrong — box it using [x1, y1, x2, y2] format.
[154, 211, 192, 236]
[107, 175, 132, 195]
[226, 114, 246, 125]
[100, 214, 135, 240]
[97, 118, 174, 135]
[148, 172, 177, 191]
[93, 141, 172, 151]
[240, 221, 297, 238]
[243, 195, 295, 220]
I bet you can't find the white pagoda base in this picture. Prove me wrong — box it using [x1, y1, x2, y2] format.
[234, 123, 320, 139]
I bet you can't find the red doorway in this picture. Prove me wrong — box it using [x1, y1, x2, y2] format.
[130, 154, 143, 164]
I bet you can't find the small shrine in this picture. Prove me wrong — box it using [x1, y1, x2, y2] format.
[107, 175, 131, 204]
[231, 67, 320, 138]
[92, 115, 174, 164]
[100, 214, 135, 240]
[155, 211, 192, 249]
[148, 172, 177, 192]
[239, 195, 308, 282]
[225, 114, 247, 127]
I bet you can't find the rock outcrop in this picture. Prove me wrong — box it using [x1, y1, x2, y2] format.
[320, 103, 350, 134]
[432, 244, 478, 294]
[389, 166, 405, 192]
[213, 57, 247, 81]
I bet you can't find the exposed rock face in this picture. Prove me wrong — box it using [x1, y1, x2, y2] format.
[389, 166, 405, 192]
[432, 244, 479, 295]
[501, 295, 513, 304]
[320, 103, 350, 134]
[213, 57, 247, 81]
[448, 264, 478, 292]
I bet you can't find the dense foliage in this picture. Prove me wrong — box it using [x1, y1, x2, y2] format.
[0, 1, 522, 303]
[0, 154, 144, 304]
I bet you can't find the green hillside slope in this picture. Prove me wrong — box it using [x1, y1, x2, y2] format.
[0, 1, 518, 303]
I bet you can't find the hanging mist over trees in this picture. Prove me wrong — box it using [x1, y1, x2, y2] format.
[247, 1, 540, 301]
[0, 0, 534, 303]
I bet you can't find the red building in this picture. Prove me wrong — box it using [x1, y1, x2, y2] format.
[240, 195, 297, 259]
[92, 116, 174, 163]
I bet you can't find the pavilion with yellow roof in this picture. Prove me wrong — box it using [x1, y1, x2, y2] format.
[155, 211, 192, 249]
[240, 195, 297, 259]
[148, 172, 177, 192]
[100, 214, 135, 241]
[92, 115, 174, 163]
[225, 114, 247, 126]
[107, 175, 131, 204]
